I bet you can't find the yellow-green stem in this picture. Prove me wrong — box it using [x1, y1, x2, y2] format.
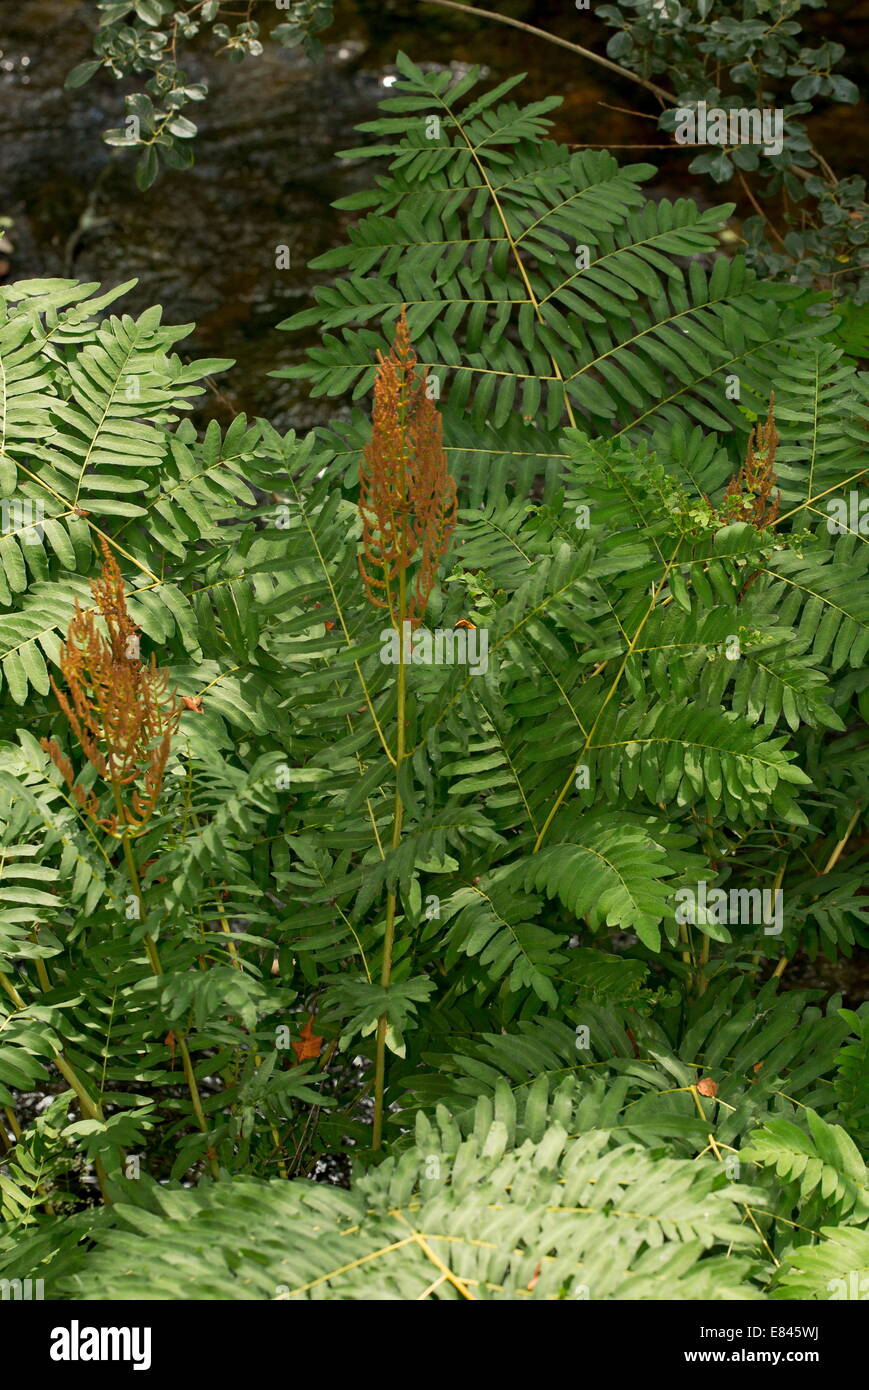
[821, 803, 862, 875]
[3, 1105, 22, 1142]
[696, 934, 711, 996]
[373, 569, 407, 1151]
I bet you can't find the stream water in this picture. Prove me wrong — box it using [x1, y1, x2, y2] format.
[2, 1, 867, 425]
[0, 2, 802, 422]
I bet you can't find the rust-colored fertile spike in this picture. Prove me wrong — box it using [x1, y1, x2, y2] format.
[41, 539, 183, 834]
[722, 392, 781, 529]
[359, 308, 457, 628]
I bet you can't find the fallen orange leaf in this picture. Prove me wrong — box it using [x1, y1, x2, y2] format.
[291, 1015, 324, 1063]
[696, 1077, 718, 1098]
[182, 695, 204, 712]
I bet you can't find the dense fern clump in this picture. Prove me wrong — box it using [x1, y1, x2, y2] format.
[0, 62, 866, 1301]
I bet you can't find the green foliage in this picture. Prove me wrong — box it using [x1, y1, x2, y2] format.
[1, 63, 866, 1301]
[278, 52, 861, 504]
[742, 1108, 868, 1222]
[833, 1009, 869, 1148]
[598, 0, 868, 303]
[62, 1, 866, 315]
[7, 1082, 766, 1300]
[773, 1224, 869, 1300]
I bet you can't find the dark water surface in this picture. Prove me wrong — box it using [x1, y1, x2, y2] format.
[1, 1, 866, 432]
[1, 0, 631, 433]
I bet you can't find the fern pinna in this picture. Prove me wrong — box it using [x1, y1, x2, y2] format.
[0, 60, 866, 1300]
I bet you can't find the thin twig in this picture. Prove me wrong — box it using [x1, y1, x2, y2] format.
[737, 170, 788, 250]
[418, 0, 675, 104]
